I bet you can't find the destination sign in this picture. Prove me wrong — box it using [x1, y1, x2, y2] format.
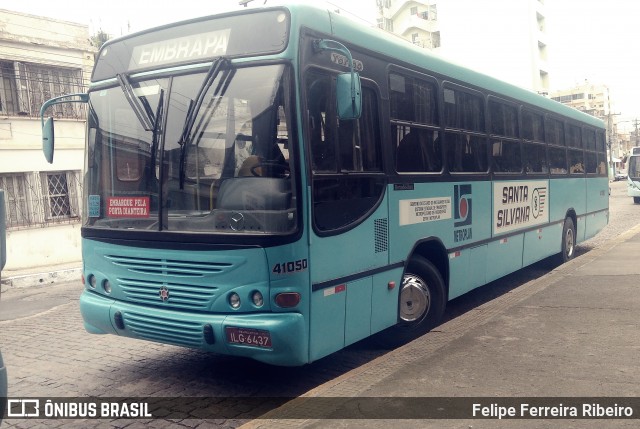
[130, 30, 231, 69]
[92, 9, 290, 81]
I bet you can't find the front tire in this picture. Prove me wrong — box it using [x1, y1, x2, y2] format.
[376, 256, 446, 347]
[559, 217, 576, 263]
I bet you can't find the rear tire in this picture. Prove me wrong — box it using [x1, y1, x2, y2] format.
[559, 217, 576, 264]
[634, 197, 640, 204]
[375, 256, 446, 348]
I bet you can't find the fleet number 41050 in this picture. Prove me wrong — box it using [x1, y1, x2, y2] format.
[272, 259, 308, 275]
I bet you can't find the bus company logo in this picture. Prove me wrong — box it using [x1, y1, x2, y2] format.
[531, 187, 547, 219]
[159, 286, 170, 302]
[454, 184, 473, 243]
[454, 184, 472, 227]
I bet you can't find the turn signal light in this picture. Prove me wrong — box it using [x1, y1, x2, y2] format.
[274, 292, 300, 308]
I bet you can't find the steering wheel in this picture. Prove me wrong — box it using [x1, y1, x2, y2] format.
[250, 161, 290, 178]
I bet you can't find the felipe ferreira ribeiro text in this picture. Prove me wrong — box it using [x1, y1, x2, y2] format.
[473, 403, 634, 419]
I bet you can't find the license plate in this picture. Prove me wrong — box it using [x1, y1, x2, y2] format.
[225, 327, 272, 348]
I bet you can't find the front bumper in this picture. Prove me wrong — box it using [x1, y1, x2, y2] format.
[80, 290, 308, 366]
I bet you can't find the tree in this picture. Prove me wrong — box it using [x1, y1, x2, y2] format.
[90, 29, 110, 51]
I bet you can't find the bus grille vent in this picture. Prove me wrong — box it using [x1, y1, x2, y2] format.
[105, 255, 232, 277]
[123, 311, 203, 348]
[374, 218, 388, 253]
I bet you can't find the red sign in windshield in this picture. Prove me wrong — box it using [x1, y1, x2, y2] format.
[106, 197, 150, 218]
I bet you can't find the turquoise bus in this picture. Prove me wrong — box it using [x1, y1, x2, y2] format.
[40, 3, 608, 366]
[627, 150, 640, 203]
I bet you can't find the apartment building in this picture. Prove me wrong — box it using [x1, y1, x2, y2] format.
[375, 0, 550, 94]
[0, 9, 94, 271]
[376, 0, 440, 49]
[550, 82, 610, 121]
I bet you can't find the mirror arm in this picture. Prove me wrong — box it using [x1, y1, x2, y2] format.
[39, 93, 89, 126]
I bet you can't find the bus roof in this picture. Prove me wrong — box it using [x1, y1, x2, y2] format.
[286, 2, 604, 130]
[95, 1, 604, 130]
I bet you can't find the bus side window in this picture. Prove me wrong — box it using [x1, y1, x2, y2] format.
[396, 127, 441, 172]
[306, 75, 336, 172]
[446, 132, 487, 173]
[390, 71, 440, 173]
[306, 69, 384, 232]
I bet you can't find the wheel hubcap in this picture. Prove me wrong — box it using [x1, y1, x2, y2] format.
[566, 228, 575, 258]
[399, 274, 431, 322]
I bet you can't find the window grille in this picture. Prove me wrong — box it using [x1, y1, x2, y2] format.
[0, 61, 86, 119]
[0, 174, 31, 228]
[0, 170, 81, 229]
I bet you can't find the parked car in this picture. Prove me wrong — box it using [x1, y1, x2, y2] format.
[615, 169, 627, 181]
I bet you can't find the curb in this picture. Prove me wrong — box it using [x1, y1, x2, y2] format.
[238, 222, 640, 429]
[1, 267, 82, 291]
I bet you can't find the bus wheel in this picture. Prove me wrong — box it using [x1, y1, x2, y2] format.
[634, 197, 640, 204]
[376, 256, 446, 348]
[559, 217, 576, 263]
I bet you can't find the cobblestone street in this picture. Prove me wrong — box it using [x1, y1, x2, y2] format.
[0, 180, 637, 428]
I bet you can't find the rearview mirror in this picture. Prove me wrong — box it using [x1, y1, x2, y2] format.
[39, 93, 88, 164]
[43, 117, 55, 164]
[336, 72, 362, 120]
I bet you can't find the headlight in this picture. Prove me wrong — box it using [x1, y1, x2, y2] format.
[251, 291, 264, 307]
[229, 292, 241, 309]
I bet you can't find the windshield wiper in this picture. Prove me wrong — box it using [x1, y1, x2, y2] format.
[178, 57, 230, 189]
[149, 88, 164, 186]
[117, 73, 155, 131]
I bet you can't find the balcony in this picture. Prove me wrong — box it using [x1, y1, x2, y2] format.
[396, 14, 439, 37]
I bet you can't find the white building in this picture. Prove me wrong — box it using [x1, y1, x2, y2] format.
[376, 0, 441, 49]
[376, 0, 549, 94]
[0, 9, 94, 271]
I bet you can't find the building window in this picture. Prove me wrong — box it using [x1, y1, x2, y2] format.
[430, 31, 441, 49]
[42, 172, 78, 219]
[0, 173, 31, 228]
[0, 61, 85, 118]
[0, 170, 81, 229]
[410, 6, 418, 14]
[0, 62, 18, 115]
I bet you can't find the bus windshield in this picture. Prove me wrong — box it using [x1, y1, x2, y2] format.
[84, 63, 297, 235]
[628, 155, 640, 179]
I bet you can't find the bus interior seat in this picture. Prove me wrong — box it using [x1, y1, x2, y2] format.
[397, 131, 425, 172]
[217, 177, 291, 211]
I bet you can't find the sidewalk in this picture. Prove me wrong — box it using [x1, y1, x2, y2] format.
[0, 261, 82, 291]
[243, 224, 640, 428]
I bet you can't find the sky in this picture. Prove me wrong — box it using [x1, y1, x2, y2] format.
[2, 0, 639, 127]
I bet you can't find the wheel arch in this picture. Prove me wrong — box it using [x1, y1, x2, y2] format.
[565, 208, 577, 228]
[406, 237, 450, 300]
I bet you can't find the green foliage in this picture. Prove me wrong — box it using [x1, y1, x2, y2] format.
[90, 29, 110, 50]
